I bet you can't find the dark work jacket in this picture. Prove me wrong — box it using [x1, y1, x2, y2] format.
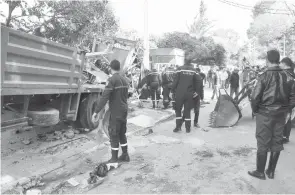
[162, 68, 175, 87]
[146, 69, 162, 88]
[200, 72, 206, 81]
[172, 65, 202, 99]
[212, 73, 218, 85]
[230, 72, 239, 88]
[250, 66, 295, 116]
[94, 73, 129, 119]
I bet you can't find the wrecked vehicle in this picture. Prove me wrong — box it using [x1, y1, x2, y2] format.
[1, 26, 140, 133]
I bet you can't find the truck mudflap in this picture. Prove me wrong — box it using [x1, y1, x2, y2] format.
[209, 89, 242, 128]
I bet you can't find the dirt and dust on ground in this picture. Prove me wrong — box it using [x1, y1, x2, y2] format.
[2, 88, 295, 194]
[1, 99, 174, 194]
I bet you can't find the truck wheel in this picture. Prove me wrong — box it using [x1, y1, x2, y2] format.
[101, 108, 110, 139]
[27, 108, 59, 127]
[78, 93, 104, 130]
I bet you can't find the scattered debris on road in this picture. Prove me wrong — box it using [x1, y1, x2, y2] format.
[64, 129, 75, 139]
[67, 178, 80, 187]
[16, 176, 44, 195]
[22, 139, 32, 145]
[143, 128, 153, 136]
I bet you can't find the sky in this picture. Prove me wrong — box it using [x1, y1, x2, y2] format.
[109, 0, 262, 43]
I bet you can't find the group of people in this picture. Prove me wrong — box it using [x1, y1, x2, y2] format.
[90, 50, 295, 183]
[141, 63, 205, 131]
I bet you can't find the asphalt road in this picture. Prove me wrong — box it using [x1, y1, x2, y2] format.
[2, 86, 295, 194]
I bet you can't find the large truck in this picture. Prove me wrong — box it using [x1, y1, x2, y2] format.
[1, 26, 138, 132]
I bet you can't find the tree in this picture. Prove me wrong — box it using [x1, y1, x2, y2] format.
[157, 32, 226, 65]
[252, 1, 276, 18]
[187, 0, 214, 39]
[3, 1, 118, 48]
[247, 1, 295, 58]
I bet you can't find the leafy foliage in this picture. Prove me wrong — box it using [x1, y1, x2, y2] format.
[247, 1, 295, 59]
[157, 32, 226, 65]
[4, 0, 118, 48]
[187, 0, 214, 39]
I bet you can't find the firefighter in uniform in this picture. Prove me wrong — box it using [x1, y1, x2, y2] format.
[162, 66, 175, 109]
[172, 60, 202, 133]
[146, 67, 162, 109]
[92, 60, 130, 163]
[194, 68, 204, 128]
[248, 50, 295, 180]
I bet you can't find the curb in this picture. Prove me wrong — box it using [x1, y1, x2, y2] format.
[126, 110, 175, 137]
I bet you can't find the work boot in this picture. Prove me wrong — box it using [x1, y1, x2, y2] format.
[248, 152, 267, 180]
[118, 146, 130, 162]
[173, 127, 181, 133]
[265, 152, 280, 179]
[194, 122, 200, 128]
[186, 127, 191, 133]
[107, 150, 118, 163]
[282, 137, 289, 144]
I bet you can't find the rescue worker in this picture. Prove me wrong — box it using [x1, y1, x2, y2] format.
[280, 57, 295, 144]
[248, 50, 295, 180]
[172, 59, 202, 133]
[162, 66, 175, 109]
[194, 68, 204, 128]
[92, 60, 130, 163]
[146, 67, 162, 109]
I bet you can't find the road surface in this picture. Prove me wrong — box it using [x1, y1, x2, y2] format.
[2, 87, 295, 194]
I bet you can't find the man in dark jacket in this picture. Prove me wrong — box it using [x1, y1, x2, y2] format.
[229, 68, 239, 98]
[146, 68, 162, 108]
[172, 60, 202, 133]
[92, 60, 130, 163]
[162, 66, 175, 109]
[248, 50, 295, 180]
[280, 57, 295, 144]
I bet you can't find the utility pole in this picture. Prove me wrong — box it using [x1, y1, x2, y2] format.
[283, 34, 286, 57]
[143, 0, 150, 70]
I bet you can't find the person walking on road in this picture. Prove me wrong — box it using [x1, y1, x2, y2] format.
[211, 70, 219, 100]
[280, 57, 295, 144]
[146, 67, 162, 109]
[172, 59, 202, 133]
[248, 50, 295, 180]
[208, 67, 213, 88]
[194, 68, 204, 128]
[92, 60, 130, 163]
[229, 68, 239, 98]
[162, 66, 175, 109]
[219, 68, 228, 89]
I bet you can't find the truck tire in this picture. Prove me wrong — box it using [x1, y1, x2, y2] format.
[27, 108, 59, 127]
[101, 108, 110, 139]
[78, 93, 105, 130]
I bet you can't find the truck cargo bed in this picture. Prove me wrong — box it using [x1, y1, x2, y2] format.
[1, 26, 84, 96]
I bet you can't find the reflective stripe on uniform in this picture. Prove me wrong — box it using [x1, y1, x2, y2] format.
[111, 148, 119, 150]
[115, 86, 128, 89]
[176, 117, 182, 120]
[165, 71, 175, 74]
[121, 143, 128, 147]
[176, 70, 196, 74]
[148, 72, 160, 75]
[185, 119, 191, 121]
